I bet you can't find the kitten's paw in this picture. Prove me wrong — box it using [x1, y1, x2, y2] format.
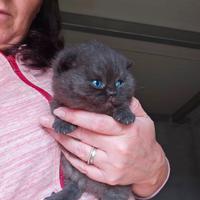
[113, 110, 135, 125]
[53, 118, 77, 134]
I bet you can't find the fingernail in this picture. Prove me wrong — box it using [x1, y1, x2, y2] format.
[53, 109, 66, 118]
[39, 116, 50, 126]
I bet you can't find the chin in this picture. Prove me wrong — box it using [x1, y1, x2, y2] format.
[0, 33, 22, 50]
[0, 42, 11, 50]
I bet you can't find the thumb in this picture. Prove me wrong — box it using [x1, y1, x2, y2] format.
[130, 98, 149, 117]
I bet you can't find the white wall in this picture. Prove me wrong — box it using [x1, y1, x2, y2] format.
[59, 0, 200, 32]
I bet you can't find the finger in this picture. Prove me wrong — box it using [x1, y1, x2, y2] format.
[58, 136, 108, 168]
[62, 150, 106, 184]
[40, 115, 55, 129]
[69, 127, 111, 150]
[53, 107, 126, 135]
[39, 115, 114, 150]
[40, 118, 108, 167]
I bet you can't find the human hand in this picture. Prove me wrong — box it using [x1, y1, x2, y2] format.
[40, 98, 169, 198]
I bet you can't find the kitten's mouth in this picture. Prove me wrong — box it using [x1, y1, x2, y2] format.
[107, 96, 117, 106]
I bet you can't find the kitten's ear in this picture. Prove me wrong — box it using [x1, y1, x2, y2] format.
[127, 60, 135, 69]
[53, 50, 77, 74]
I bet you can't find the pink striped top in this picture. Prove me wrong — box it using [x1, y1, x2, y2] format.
[0, 54, 61, 200]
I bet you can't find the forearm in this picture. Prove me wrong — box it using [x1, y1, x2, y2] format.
[132, 156, 170, 199]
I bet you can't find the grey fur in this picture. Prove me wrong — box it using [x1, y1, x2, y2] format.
[45, 41, 136, 200]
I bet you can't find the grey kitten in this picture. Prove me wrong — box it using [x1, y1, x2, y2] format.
[45, 41, 136, 200]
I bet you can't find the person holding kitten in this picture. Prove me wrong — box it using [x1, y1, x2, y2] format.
[0, 0, 169, 200]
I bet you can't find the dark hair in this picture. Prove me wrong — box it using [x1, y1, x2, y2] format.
[7, 0, 64, 68]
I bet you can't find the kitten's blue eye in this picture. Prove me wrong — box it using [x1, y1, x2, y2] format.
[90, 80, 105, 89]
[115, 80, 124, 88]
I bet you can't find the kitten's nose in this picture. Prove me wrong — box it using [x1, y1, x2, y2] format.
[107, 89, 117, 96]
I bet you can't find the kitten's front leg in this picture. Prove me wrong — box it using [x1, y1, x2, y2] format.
[113, 104, 135, 125]
[50, 99, 77, 134]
